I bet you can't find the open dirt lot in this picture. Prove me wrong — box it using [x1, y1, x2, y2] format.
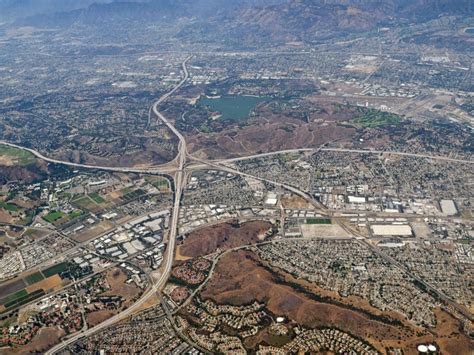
[281, 194, 315, 209]
[102, 268, 141, 306]
[300, 223, 351, 239]
[86, 310, 116, 327]
[72, 221, 114, 243]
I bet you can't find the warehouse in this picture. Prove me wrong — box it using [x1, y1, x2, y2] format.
[439, 199, 458, 216]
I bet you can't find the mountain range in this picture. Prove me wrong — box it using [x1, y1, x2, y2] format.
[1, 0, 472, 44]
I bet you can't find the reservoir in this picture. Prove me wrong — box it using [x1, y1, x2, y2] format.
[198, 95, 269, 121]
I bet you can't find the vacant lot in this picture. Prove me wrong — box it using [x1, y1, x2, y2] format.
[177, 220, 272, 258]
[281, 194, 314, 209]
[86, 310, 116, 327]
[300, 223, 351, 239]
[102, 268, 141, 307]
[72, 221, 114, 243]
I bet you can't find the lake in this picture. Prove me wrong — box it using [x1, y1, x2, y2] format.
[198, 95, 269, 121]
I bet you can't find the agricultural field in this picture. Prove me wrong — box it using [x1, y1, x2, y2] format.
[0, 288, 46, 312]
[25, 272, 45, 285]
[306, 218, 332, 224]
[42, 262, 70, 278]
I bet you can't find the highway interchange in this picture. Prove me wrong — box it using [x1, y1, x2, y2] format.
[2, 57, 470, 353]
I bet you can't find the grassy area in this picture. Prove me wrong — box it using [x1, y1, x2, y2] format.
[306, 218, 332, 225]
[0, 144, 36, 166]
[0, 201, 20, 212]
[149, 177, 170, 191]
[72, 196, 98, 211]
[43, 211, 66, 223]
[89, 192, 105, 204]
[352, 108, 402, 128]
[68, 210, 83, 219]
[42, 262, 69, 278]
[25, 272, 45, 285]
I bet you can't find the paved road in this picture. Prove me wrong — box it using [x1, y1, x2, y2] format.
[321, 148, 473, 164]
[15, 53, 472, 353]
[338, 221, 474, 322]
[184, 146, 473, 170]
[192, 155, 474, 323]
[0, 140, 179, 174]
[190, 155, 329, 213]
[46, 57, 192, 355]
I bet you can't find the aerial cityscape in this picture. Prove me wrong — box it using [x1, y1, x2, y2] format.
[0, 0, 472, 354]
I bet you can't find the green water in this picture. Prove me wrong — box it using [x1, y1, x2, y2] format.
[198, 95, 269, 120]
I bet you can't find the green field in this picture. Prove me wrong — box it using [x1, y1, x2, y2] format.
[25, 272, 45, 285]
[43, 211, 66, 223]
[89, 192, 105, 204]
[42, 262, 69, 278]
[68, 210, 83, 219]
[72, 196, 98, 211]
[0, 201, 20, 212]
[0, 144, 36, 166]
[150, 177, 170, 191]
[4, 289, 45, 310]
[2, 289, 28, 305]
[120, 187, 132, 195]
[352, 109, 402, 128]
[306, 218, 332, 225]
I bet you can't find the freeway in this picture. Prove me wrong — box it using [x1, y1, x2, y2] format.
[339, 221, 474, 322]
[3, 139, 472, 180]
[0, 140, 179, 174]
[188, 154, 474, 323]
[47, 57, 191, 355]
[9, 53, 472, 353]
[190, 155, 329, 213]
[152, 56, 192, 171]
[184, 146, 473, 170]
[321, 148, 473, 164]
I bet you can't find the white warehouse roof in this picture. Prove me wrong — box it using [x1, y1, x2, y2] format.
[440, 199, 458, 216]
